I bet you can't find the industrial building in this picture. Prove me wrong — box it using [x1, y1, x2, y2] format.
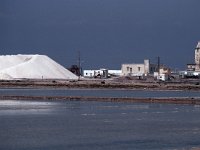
[83, 69, 122, 78]
[154, 66, 171, 81]
[186, 41, 200, 71]
[83, 59, 171, 81]
[183, 41, 200, 78]
[195, 41, 200, 71]
[121, 59, 157, 76]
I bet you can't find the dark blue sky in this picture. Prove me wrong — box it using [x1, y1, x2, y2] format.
[0, 0, 200, 70]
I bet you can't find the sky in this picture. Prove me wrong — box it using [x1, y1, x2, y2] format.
[0, 0, 200, 70]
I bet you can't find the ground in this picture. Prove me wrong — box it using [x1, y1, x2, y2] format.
[0, 77, 200, 91]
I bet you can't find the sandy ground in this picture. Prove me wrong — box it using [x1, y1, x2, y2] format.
[0, 78, 200, 91]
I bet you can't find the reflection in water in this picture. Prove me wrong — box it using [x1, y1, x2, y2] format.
[64, 101, 82, 110]
[0, 100, 59, 115]
[0, 99, 200, 150]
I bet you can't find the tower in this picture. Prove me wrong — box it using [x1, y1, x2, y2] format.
[144, 59, 150, 75]
[195, 41, 200, 71]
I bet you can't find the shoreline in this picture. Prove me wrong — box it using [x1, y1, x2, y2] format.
[0, 95, 200, 105]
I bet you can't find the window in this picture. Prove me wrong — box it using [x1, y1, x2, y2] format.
[138, 67, 141, 71]
[127, 67, 129, 71]
[130, 68, 132, 73]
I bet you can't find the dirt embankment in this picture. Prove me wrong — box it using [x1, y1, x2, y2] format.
[0, 79, 200, 105]
[0, 95, 200, 105]
[0, 79, 200, 91]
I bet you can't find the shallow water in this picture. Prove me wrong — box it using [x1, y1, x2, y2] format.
[0, 88, 200, 98]
[0, 99, 200, 150]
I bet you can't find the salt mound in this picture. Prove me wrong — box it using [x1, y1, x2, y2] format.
[0, 54, 78, 80]
[0, 73, 13, 80]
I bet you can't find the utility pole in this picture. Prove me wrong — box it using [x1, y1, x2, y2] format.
[78, 51, 81, 78]
[157, 56, 160, 74]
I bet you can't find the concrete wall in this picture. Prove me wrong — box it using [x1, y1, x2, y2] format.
[83, 70, 97, 77]
[108, 70, 122, 76]
[83, 69, 121, 78]
[121, 64, 145, 76]
[144, 59, 150, 74]
[159, 67, 171, 75]
[121, 59, 156, 76]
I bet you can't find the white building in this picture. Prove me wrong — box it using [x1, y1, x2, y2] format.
[153, 66, 171, 81]
[154, 72, 168, 81]
[121, 59, 156, 76]
[195, 41, 200, 71]
[187, 41, 200, 71]
[180, 71, 200, 78]
[83, 69, 122, 78]
[108, 70, 122, 76]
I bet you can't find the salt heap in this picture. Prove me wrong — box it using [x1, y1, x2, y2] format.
[0, 54, 78, 80]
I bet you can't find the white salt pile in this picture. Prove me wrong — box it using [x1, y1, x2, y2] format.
[0, 54, 78, 80]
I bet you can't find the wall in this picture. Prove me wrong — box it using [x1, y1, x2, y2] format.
[121, 64, 145, 76]
[83, 69, 121, 78]
[144, 59, 150, 74]
[121, 59, 156, 76]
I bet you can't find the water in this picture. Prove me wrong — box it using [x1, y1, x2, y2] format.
[0, 89, 200, 149]
[0, 88, 200, 98]
[1, 98, 200, 150]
